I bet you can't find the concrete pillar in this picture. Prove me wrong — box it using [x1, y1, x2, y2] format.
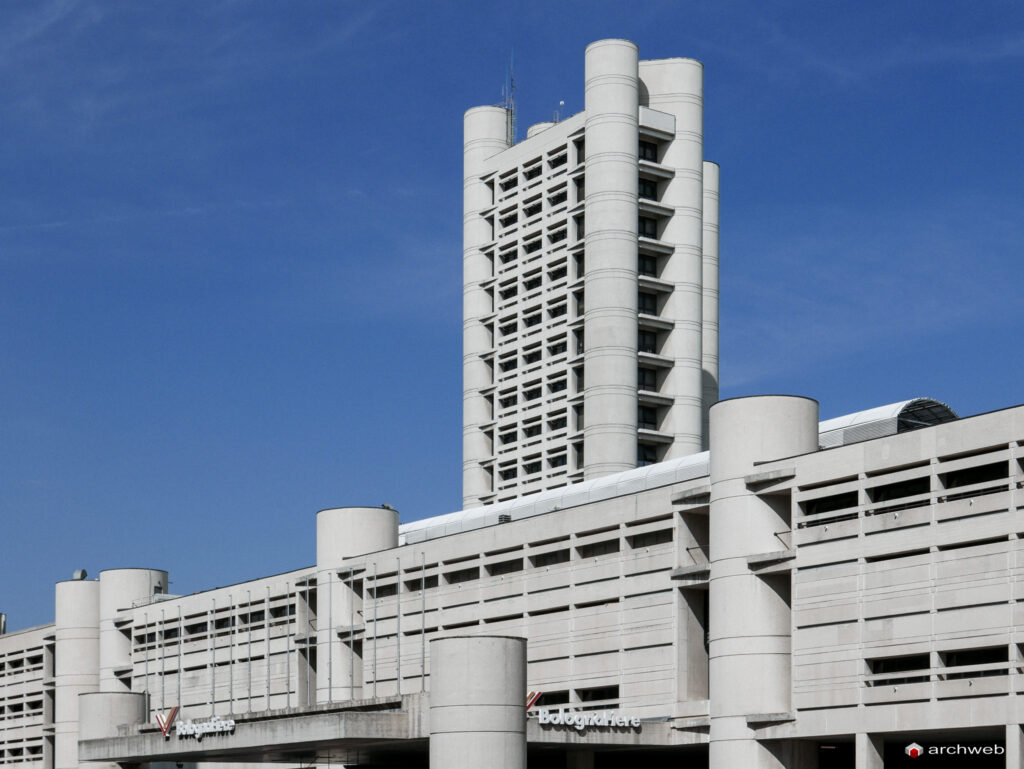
[676, 588, 709, 703]
[855, 733, 884, 769]
[700, 161, 720, 450]
[315, 506, 398, 702]
[99, 569, 167, 692]
[567, 750, 595, 769]
[708, 396, 818, 769]
[54, 578, 100, 769]
[776, 740, 819, 769]
[583, 38, 639, 479]
[639, 57, 705, 458]
[462, 105, 510, 508]
[429, 636, 526, 769]
[1007, 723, 1023, 769]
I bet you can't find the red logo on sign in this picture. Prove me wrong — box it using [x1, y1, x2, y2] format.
[155, 707, 179, 738]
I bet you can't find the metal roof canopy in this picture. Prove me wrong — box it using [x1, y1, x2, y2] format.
[817, 398, 957, 449]
[401, 398, 959, 543]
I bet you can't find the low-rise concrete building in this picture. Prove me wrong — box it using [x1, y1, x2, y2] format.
[5, 395, 1024, 768]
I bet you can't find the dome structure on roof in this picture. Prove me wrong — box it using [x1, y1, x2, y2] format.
[817, 398, 958, 449]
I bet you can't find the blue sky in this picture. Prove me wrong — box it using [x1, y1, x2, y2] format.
[3, 0, 1022, 629]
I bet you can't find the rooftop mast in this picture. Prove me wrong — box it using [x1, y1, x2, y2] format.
[502, 50, 517, 145]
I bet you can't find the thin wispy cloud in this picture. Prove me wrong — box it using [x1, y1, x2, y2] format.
[1, 0, 79, 53]
[685, 5, 1024, 88]
[867, 31, 1024, 71]
[0, 198, 284, 234]
[0, 1, 390, 135]
[723, 193, 1024, 388]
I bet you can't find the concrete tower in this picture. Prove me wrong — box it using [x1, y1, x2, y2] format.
[315, 506, 399, 702]
[708, 396, 818, 768]
[53, 579, 99, 769]
[582, 39, 641, 479]
[461, 39, 720, 506]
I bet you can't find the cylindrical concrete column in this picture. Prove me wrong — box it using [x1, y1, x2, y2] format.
[54, 579, 100, 769]
[429, 636, 526, 769]
[79, 692, 147, 740]
[315, 506, 399, 702]
[462, 106, 510, 508]
[583, 38, 639, 479]
[79, 691, 148, 769]
[708, 396, 818, 769]
[526, 121, 555, 138]
[99, 568, 167, 692]
[639, 57, 705, 459]
[700, 161, 720, 450]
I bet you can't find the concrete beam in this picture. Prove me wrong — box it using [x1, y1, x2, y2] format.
[80, 697, 424, 764]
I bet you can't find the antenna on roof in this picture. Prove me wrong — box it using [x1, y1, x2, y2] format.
[554, 100, 564, 123]
[502, 49, 517, 145]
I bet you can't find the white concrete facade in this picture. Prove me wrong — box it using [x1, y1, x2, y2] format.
[462, 40, 720, 508]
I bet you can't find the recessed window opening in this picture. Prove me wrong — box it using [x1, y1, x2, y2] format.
[942, 462, 1009, 489]
[868, 654, 930, 686]
[639, 141, 658, 161]
[801, 491, 858, 517]
[941, 646, 1008, 679]
[868, 477, 929, 503]
[531, 549, 570, 567]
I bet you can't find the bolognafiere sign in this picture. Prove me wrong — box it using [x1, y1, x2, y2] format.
[526, 691, 643, 733]
[532, 709, 642, 731]
[155, 709, 236, 740]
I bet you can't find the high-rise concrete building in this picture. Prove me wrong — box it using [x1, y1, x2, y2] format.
[463, 39, 719, 507]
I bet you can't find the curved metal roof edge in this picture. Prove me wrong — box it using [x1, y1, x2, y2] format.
[817, 398, 957, 434]
[400, 450, 711, 537]
[400, 397, 957, 539]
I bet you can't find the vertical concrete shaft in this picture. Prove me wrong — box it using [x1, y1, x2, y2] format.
[79, 691, 147, 769]
[708, 396, 818, 769]
[315, 507, 398, 702]
[583, 39, 640, 478]
[1006, 724, 1023, 769]
[462, 106, 510, 508]
[99, 569, 167, 692]
[54, 579, 99, 769]
[639, 57, 705, 458]
[700, 161, 720, 450]
[429, 636, 526, 769]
